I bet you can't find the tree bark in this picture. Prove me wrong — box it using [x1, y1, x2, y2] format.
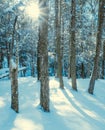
[0, 47, 3, 69]
[81, 62, 85, 78]
[37, 30, 41, 80]
[39, 0, 49, 112]
[10, 62, 19, 113]
[88, 0, 105, 94]
[55, 0, 64, 89]
[31, 42, 35, 77]
[10, 16, 19, 113]
[70, 0, 77, 91]
[101, 41, 105, 79]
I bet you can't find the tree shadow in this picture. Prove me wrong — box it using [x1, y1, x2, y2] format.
[62, 81, 105, 129]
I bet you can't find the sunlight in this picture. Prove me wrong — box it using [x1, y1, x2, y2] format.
[0, 97, 5, 108]
[25, 2, 40, 20]
[13, 117, 43, 130]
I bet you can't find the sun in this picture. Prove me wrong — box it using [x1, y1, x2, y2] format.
[25, 2, 40, 20]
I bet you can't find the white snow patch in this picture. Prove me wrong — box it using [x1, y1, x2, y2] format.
[0, 77, 105, 130]
[11, 59, 17, 69]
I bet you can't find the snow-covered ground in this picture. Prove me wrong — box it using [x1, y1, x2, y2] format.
[0, 77, 105, 130]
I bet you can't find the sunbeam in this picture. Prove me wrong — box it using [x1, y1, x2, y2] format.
[25, 1, 40, 20]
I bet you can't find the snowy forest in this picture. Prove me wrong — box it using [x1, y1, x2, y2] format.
[0, 0, 105, 130]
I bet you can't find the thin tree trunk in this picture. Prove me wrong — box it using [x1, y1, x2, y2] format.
[0, 47, 3, 69]
[70, 0, 77, 91]
[37, 31, 41, 80]
[68, 0, 72, 79]
[88, 0, 105, 94]
[81, 62, 85, 78]
[101, 41, 105, 79]
[55, 0, 64, 89]
[10, 16, 19, 113]
[39, 0, 49, 112]
[10, 61, 19, 113]
[31, 42, 35, 77]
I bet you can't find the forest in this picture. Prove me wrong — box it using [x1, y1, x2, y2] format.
[0, 0, 105, 130]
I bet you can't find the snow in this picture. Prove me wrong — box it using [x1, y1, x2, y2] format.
[0, 73, 9, 79]
[0, 68, 9, 75]
[11, 59, 17, 69]
[0, 68, 9, 79]
[0, 67, 26, 79]
[0, 77, 105, 130]
[4, 7, 14, 13]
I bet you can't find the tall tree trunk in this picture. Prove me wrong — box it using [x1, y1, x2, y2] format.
[87, 61, 91, 78]
[88, 0, 105, 94]
[6, 42, 10, 68]
[31, 42, 35, 77]
[0, 47, 3, 69]
[68, 0, 72, 79]
[37, 30, 41, 80]
[55, 0, 64, 89]
[61, 0, 65, 77]
[10, 16, 19, 113]
[81, 62, 85, 78]
[39, 0, 49, 112]
[70, 0, 77, 91]
[10, 60, 19, 113]
[68, 56, 71, 79]
[101, 41, 105, 79]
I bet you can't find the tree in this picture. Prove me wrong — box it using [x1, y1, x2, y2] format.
[55, 0, 64, 89]
[10, 16, 19, 113]
[88, 0, 105, 94]
[101, 40, 105, 79]
[70, 0, 77, 91]
[39, 0, 49, 112]
[37, 29, 41, 80]
[0, 47, 3, 69]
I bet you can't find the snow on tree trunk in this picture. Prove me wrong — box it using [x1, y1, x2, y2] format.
[70, 0, 77, 91]
[88, 0, 105, 94]
[39, 0, 49, 112]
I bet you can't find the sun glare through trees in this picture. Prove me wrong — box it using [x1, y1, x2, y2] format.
[25, 1, 40, 20]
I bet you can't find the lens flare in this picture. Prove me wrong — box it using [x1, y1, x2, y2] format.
[25, 2, 40, 20]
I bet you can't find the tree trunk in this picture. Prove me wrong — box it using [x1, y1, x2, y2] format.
[6, 42, 10, 68]
[55, 0, 64, 89]
[81, 62, 85, 78]
[87, 62, 91, 78]
[70, 0, 77, 91]
[31, 43, 35, 77]
[101, 41, 105, 79]
[10, 61, 19, 113]
[10, 16, 19, 113]
[37, 31, 41, 80]
[0, 47, 3, 69]
[88, 0, 105, 94]
[39, 0, 49, 112]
